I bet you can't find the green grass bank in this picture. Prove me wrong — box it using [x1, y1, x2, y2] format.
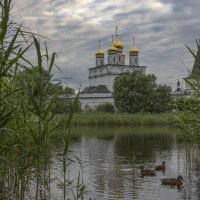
[55, 113, 176, 126]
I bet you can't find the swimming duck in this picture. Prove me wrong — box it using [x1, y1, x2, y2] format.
[155, 161, 166, 171]
[161, 175, 183, 186]
[139, 166, 156, 176]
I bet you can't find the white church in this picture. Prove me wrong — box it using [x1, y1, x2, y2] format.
[64, 27, 147, 109]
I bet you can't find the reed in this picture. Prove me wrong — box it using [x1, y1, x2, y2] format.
[0, 1, 88, 199]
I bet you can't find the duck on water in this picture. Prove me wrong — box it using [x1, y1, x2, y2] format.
[160, 175, 183, 186]
[139, 166, 156, 176]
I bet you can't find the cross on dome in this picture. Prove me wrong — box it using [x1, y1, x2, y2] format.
[115, 25, 118, 37]
[132, 36, 135, 47]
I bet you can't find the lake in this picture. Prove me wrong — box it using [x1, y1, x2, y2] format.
[49, 126, 200, 200]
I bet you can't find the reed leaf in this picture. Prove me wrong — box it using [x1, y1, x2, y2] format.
[3, 27, 20, 64]
[48, 52, 56, 75]
[33, 36, 42, 71]
[185, 44, 196, 59]
[64, 92, 79, 155]
[0, 0, 11, 43]
[27, 124, 39, 145]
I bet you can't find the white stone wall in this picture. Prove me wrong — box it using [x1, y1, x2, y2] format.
[89, 64, 146, 92]
[96, 56, 104, 67]
[89, 74, 118, 92]
[129, 54, 139, 66]
[108, 53, 116, 64]
[63, 93, 114, 109]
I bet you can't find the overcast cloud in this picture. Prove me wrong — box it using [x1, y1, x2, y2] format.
[12, 0, 200, 90]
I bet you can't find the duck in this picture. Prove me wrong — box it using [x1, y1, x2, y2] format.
[139, 166, 156, 176]
[155, 161, 166, 171]
[161, 175, 183, 186]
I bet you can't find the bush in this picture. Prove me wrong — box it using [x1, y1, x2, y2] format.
[95, 103, 115, 113]
[173, 96, 200, 111]
[52, 99, 82, 114]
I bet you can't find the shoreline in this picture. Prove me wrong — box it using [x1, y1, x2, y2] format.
[55, 113, 176, 126]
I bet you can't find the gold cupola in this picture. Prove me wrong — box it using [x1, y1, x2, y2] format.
[113, 26, 124, 49]
[113, 37, 124, 49]
[129, 47, 139, 54]
[129, 36, 139, 54]
[96, 40, 104, 57]
[108, 43, 118, 52]
[108, 36, 118, 52]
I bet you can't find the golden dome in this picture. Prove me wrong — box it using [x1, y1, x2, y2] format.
[96, 48, 104, 56]
[108, 42, 118, 52]
[129, 47, 139, 54]
[113, 37, 124, 49]
[96, 40, 104, 57]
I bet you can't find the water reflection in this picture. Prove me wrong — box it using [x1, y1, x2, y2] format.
[50, 126, 200, 200]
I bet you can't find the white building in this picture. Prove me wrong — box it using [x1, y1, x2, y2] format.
[63, 27, 147, 109]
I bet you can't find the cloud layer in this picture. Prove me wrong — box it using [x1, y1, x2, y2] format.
[13, 0, 200, 89]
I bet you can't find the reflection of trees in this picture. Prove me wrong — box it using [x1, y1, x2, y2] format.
[70, 126, 116, 141]
[180, 144, 200, 200]
[68, 126, 178, 199]
[114, 127, 177, 162]
[50, 126, 200, 199]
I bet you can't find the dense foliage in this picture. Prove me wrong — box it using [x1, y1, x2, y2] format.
[113, 71, 172, 113]
[0, 1, 85, 199]
[52, 98, 82, 113]
[16, 67, 75, 95]
[173, 96, 200, 111]
[95, 103, 115, 113]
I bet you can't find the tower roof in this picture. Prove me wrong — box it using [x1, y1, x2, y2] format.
[108, 35, 118, 52]
[129, 47, 139, 54]
[129, 36, 139, 54]
[108, 42, 118, 52]
[113, 26, 124, 49]
[96, 40, 104, 57]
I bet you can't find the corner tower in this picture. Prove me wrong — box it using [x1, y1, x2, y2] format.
[129, 36, 139, 66]
[96, 40, 104, 67]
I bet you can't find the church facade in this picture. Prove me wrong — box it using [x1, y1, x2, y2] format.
[76, 27, 146, 108]
[66, 28, 147, 109]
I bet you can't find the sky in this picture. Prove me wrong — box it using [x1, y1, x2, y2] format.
[12, 0, 200, 90]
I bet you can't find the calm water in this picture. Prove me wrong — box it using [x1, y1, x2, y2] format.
[50, 126, 200, 200]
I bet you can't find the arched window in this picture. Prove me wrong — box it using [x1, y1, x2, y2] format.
[119, 55, 121, 61]
[113, 57, 115, 62]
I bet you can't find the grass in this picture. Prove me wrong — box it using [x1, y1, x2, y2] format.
[55, 112, 176, 126]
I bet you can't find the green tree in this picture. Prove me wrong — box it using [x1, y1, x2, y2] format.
[16, 68, 75, 96]
[52, 98, 81, 114]
[113, 71, 172, 113]
[152, 84, 172, 113]
[47, 83, 64, 95]
[64, 86, 75, 94]
[96, 103, 115, 113]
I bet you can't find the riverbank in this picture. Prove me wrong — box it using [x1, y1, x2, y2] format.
[55, 113, 176, 126]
